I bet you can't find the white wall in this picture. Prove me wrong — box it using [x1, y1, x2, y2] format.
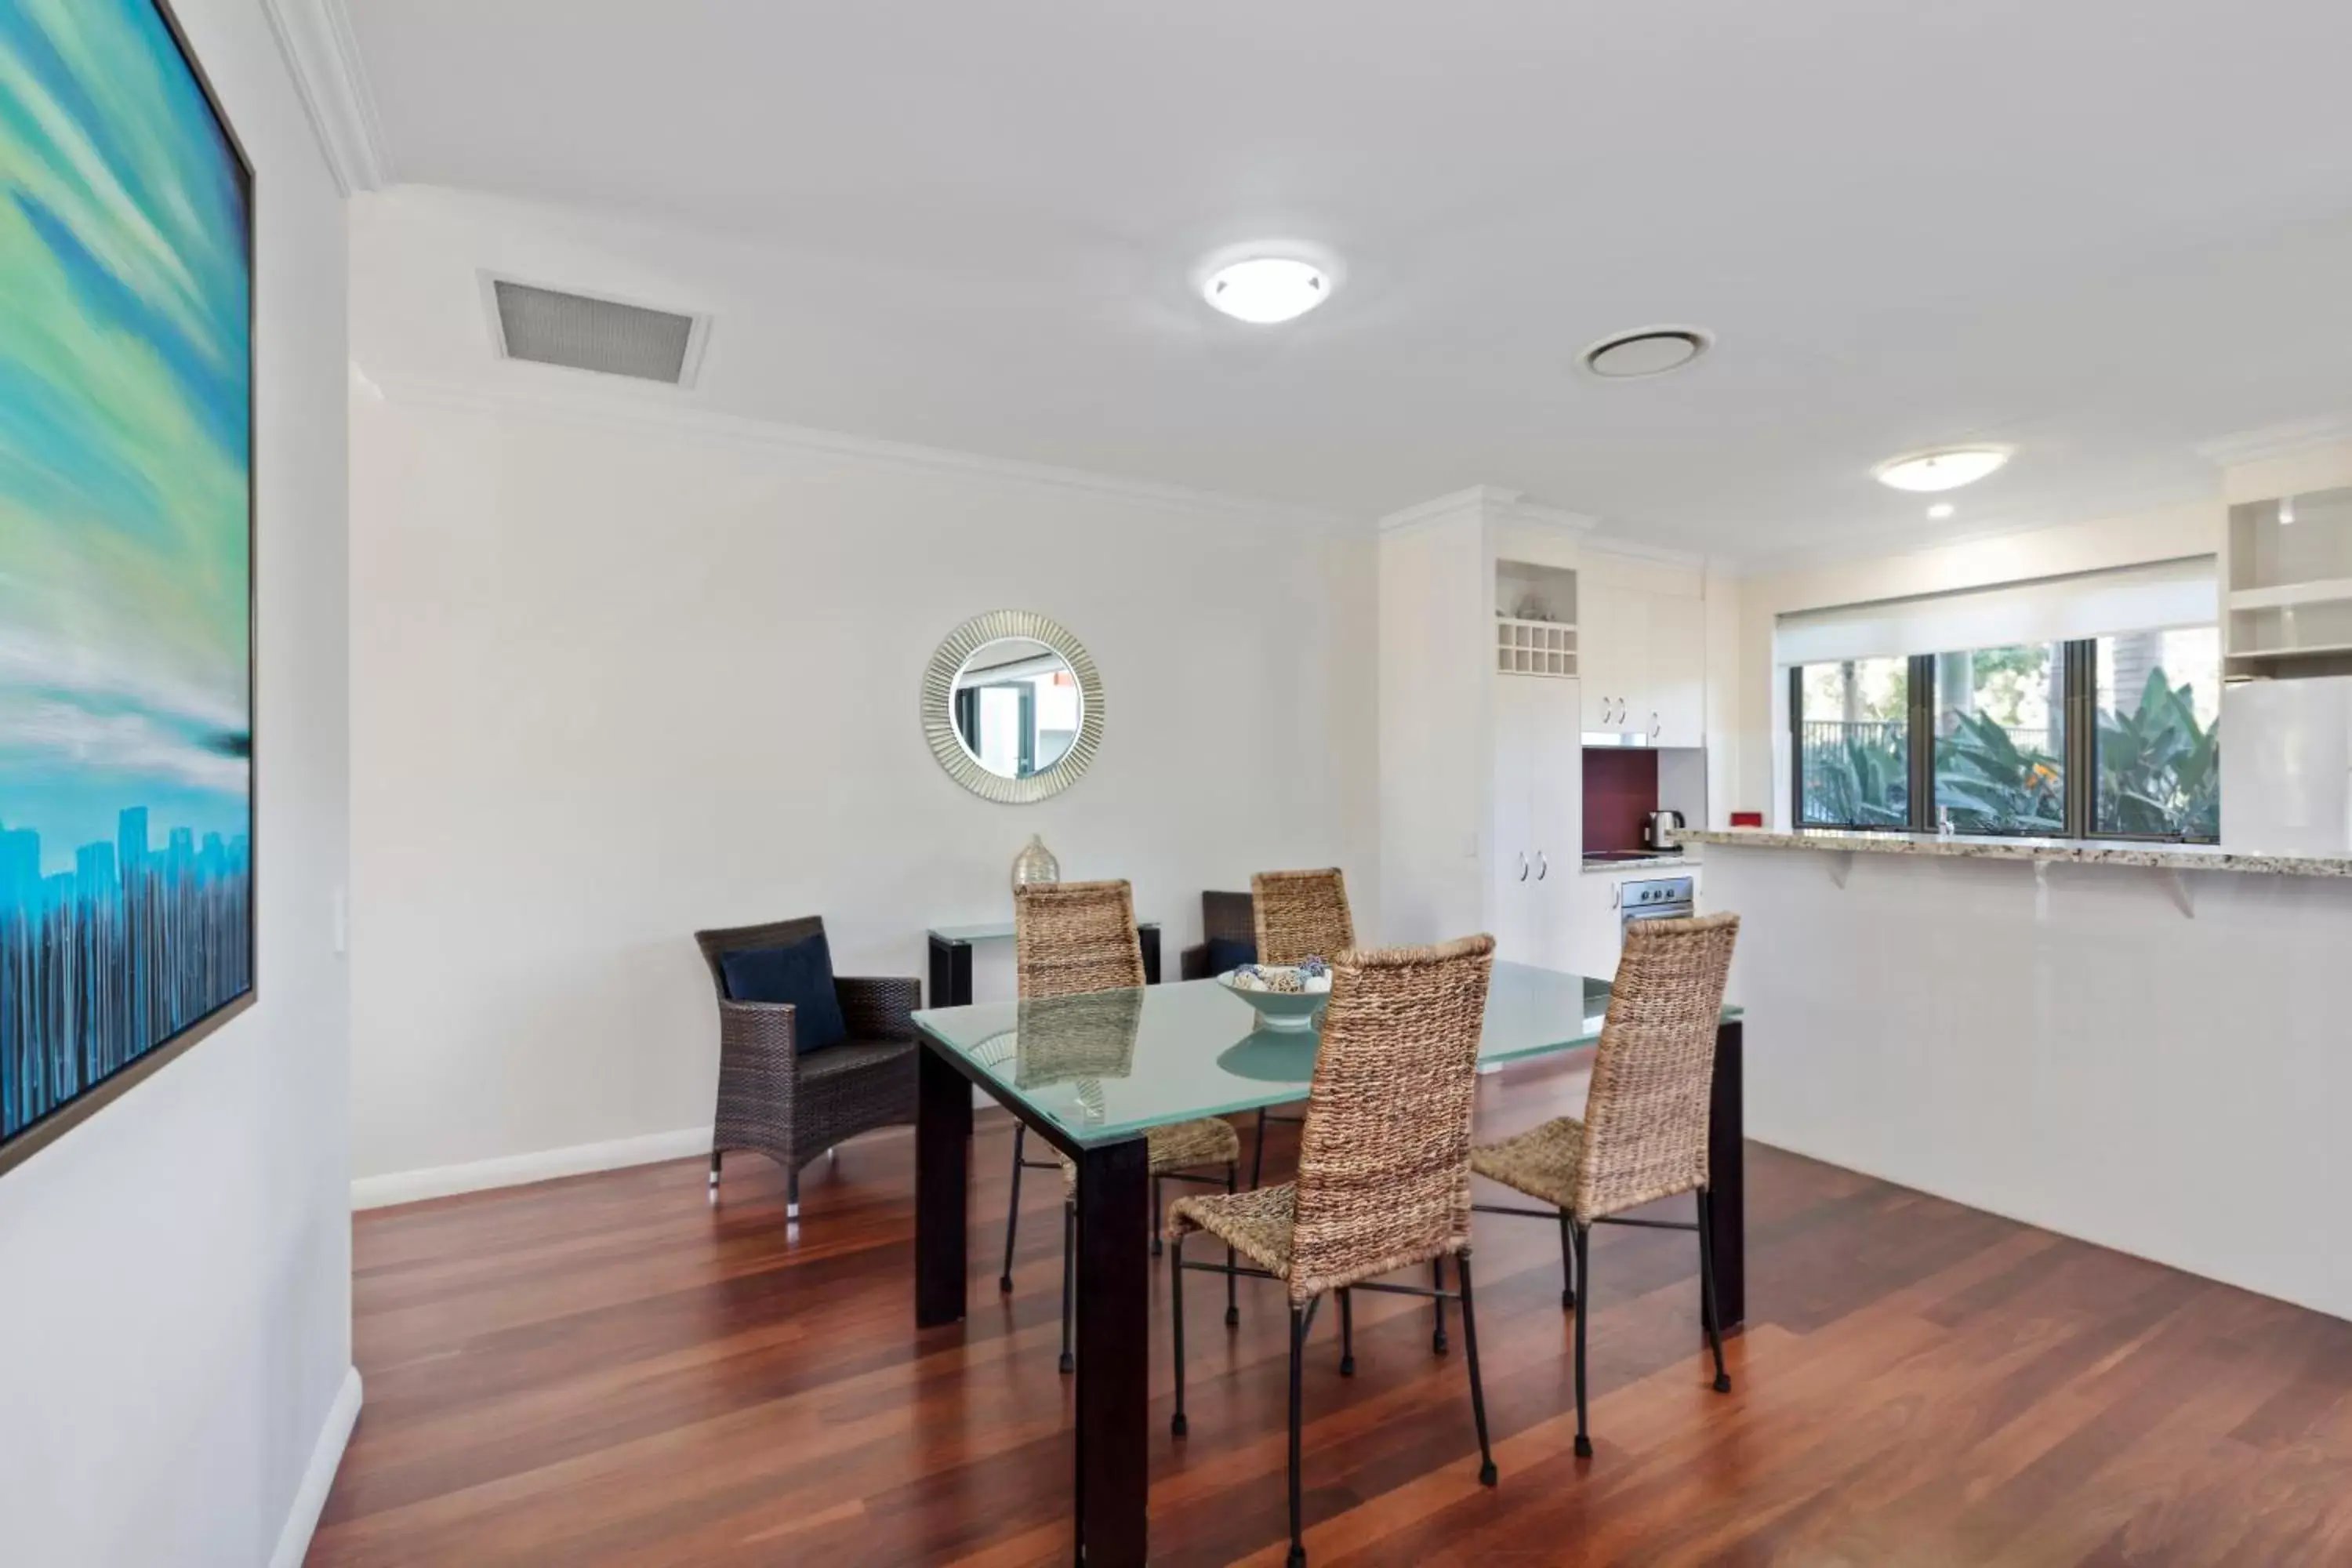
[1728, 501, 2223, 823]
[0, 5, 354, 1565]
[347, 381, 1376, 1188]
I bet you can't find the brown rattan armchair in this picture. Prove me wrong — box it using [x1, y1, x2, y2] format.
[694, 915, 919, 1220]
[1178, 890, 1257, 980]
[1470, 912, 1740, 1459]
[1167, 934, 1501, 1568]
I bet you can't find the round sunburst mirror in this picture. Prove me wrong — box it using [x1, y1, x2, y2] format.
[921, 610, 1104, 804]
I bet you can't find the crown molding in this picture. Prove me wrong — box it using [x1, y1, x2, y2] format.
[1377, 485, 1600, 537]
[262, 0, 393, 194]
[2194, 414, 2352, 470]
[362, 372, 1364, 532]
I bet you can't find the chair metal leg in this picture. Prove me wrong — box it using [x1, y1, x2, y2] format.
[1697, 1188, 1732, 1394]
[1252, 1107, 1271, 1189]
[1338, 1287, 1355, 1377]
[1224, 1162, 1240, 1327]
[1558, 1206, 1577, 1309]
[707, 1150, 720, 1205]
[1287, 1304, 1308, 1568]
[1170, 1233, 1189, 1437]
[1152, 1175, 1163, 1258]
[1457, 1252, 1497, 1486]
[1059, 1201, 1076, 1374]
[1000, 1125, 1025, 1294]
[787, 1169, 800, 1221]
[1430, 1255, 1449, 1354]
[1572, 1221, 1592, 1458]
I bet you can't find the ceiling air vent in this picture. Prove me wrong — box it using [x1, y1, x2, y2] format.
[485, 278, 708, 387]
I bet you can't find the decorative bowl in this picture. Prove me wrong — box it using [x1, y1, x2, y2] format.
[1215, 961, 1332, 1033]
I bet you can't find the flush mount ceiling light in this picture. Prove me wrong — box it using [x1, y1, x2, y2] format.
[1874, 446, 2012, 493]
[1202, 256, 1330, 324]
[1580, 326, 1711, 379]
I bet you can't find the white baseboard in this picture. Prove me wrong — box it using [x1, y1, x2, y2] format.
[351, 1126, 713, 1210]
[270, 1363, 362, 1568]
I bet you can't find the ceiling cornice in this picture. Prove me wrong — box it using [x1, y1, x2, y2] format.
[262, 0, 393, 194]
[2194, 414, 2352, 470]
[360, 371, 1364, 533]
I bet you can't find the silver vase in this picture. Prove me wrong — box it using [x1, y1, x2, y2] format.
[1011, 833, 1061, 893]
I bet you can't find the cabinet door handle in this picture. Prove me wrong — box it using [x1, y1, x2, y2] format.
[1516, 851, 1529, 883]
[1535, 851, 1548, 880]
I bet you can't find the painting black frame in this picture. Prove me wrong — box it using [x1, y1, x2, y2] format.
[0, 0, 258, 1180]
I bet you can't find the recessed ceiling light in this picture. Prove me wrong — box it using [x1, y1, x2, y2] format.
[1581, 327, 1711, 379]
[1927, 503, 1955, 519]
[1203, 256, 1330, 325]
[2280, 497, 2297, 525]
[1874, 447, 2012, 492]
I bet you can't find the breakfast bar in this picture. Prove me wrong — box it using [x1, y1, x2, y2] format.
[1684, 826, 2352, 1322]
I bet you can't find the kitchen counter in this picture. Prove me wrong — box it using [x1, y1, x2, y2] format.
[1578, 853, 1688, 874]
[1697, 826, 2352, 1323]
[1677, 826, 2352, 879]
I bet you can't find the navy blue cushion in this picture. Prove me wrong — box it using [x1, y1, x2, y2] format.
[1207, 936, 1258, 975]
[720, 934, 849, 1054]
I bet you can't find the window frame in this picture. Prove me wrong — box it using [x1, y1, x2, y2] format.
[1790, 637, 2218, 844]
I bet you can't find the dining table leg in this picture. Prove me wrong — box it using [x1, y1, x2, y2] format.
[915, 1042, 972, 1329]
[1073, 1135, 1151, 1566]
[1706, 1018, 1744, 1327]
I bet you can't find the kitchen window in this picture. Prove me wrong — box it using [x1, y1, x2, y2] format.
[1792, 656, 1911, 829]
[1791, 629, 2220, 842]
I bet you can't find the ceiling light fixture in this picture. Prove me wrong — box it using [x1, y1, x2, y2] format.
[1202, 256, 1330, 325]
[1927, 503, 1955, 519]
[1874, 446, 2012, 492]
[1581, 326, 1712, 379]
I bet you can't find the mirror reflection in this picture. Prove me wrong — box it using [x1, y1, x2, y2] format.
[953, 637, 1084, 779]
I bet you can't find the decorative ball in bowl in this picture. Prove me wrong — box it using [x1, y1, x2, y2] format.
[1216, 959, 1333, 1033]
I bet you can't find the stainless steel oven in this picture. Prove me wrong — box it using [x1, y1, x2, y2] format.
[1620, 873, 1695, 932]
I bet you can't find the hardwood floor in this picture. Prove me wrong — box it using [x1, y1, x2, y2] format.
[312, 1055, 2352, 1566]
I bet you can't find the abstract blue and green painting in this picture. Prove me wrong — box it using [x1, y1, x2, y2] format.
[0, 0, 252, 1152]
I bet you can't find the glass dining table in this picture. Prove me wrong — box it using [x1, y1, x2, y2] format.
[911, 961, 1746, 1568]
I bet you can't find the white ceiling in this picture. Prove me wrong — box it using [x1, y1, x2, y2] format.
[337, 0, 2352, 562]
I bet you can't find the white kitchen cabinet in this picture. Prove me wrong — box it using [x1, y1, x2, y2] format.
[1579, 581, 1704, 743]
[1492, 674, 1581, 967]
[1646, 593, 1707, 745]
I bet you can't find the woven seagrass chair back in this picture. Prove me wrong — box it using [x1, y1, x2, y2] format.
[1014, 880, 1146, 1001]
[1572, 912, 1740, 1224]
[1286, 934, 1495, 1302]
[1250, 869, 1354, 967]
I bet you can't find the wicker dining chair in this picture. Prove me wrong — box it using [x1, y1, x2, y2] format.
[1469, 912, 1740, 1459]
[693, 916, 919, 1220]
[1168, 934, 1500, 1568]
[1246, 868, 1356, 1188]
[999, 880, 1243, 1372]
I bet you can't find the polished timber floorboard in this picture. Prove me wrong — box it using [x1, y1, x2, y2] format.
[314, 1057, 2352, 1566]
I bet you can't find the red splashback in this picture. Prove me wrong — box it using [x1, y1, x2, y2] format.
[1583, 748, 1661, 854]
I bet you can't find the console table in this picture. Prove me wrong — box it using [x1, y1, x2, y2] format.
[924, 921, 1162, 1007]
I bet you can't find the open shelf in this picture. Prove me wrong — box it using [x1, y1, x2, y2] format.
[2228, 577, 2352, 612]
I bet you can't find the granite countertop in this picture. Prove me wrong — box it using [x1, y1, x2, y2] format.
[1579, 854, 1690, 874]
[1676, 827, 2352, 878]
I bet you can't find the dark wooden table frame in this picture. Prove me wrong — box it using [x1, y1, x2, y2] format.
[914, 1013, 1745, 1566]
